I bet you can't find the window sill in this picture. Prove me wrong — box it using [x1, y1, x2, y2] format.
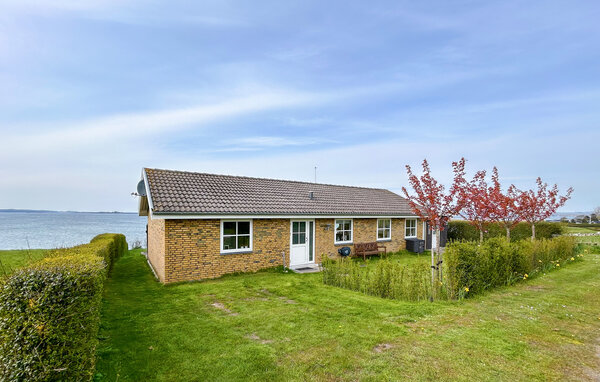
[377, 239, 392, 242]
[334, 242, 353, 246]
[405, 236, 417, 239]
[220, 250, 253, 255]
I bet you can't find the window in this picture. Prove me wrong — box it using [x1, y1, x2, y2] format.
[221, 220, 252, 253]
[292, 221, 306, 245]
[335, 219, 353, 244]
[377, 219, 391, 240]
[405, 218, 417, 238]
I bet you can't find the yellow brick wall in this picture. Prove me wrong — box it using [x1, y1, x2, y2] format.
[149, 216, 425, 283]
[147, 216, 166, 282]
[163, 219, 290, 283]
[316, 218, 424, 260]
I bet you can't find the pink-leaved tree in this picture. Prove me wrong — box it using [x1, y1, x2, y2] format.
[402, 158, 466, 299]
[488, 167, 524, 240]
[519, 178, 573, 240]
[456, 169, 496, 243]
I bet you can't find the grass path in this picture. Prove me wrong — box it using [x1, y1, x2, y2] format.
[96, 250, 600, 381]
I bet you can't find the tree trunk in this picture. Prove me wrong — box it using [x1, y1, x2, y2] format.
[506, 226, 510, 240]
[479, 229, 484, 244]
[531, 223, 536, 241]
[430, 238, 435, 302]
[436, 229, 442, 288]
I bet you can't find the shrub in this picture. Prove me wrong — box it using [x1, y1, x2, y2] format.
[447, 220, 563, 242]
[445, 236, 577, 298]
[0, 233, 127, 381]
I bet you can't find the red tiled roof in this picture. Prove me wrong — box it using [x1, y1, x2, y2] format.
[144, 168, 416, 216]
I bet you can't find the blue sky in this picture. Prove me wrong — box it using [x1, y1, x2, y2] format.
[1, 0, 598, 212]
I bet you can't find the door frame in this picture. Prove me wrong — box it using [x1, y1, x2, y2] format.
[289, 219, 316, 266]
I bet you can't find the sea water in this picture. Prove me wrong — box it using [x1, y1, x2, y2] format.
[0, 211, 147, 250]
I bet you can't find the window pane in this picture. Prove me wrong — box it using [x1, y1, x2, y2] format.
[384, 219, 391, 229]
[343, 221, 351, 230]
[223, 222, 236, 235]
[293, 222, 299, 233]
[298, 233, 306, 244]
[335, 221, 343, 231]
[238, 221, 250, 235]
[292, 233, 298, 245]
[378, 220, 384, 229]
[378, 230, 384, 239]
[223, 236, 236, 250]
[299, 222, 306, 232]
[344, 232, 351, 242]
[336, 231, 344, 242]
[385, 228, 391, 238]
[238, 235, 250, 249]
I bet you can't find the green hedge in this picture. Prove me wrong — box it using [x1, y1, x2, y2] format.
[447, 221, 563, 242]
[445, 236, 578, 298]
[0, 233, 127, 381]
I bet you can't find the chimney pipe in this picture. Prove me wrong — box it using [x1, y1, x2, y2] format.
[309, 191, 314, 200]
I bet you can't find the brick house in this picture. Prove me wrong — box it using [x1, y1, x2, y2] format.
[138, 168, 429, 284]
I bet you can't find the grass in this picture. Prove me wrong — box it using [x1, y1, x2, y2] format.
[355, 250, 432, 266]
[96, 249, 600, 381]
[564, 226, 599, 234]
[563, 226, 600, 246]
[0, 249, 46, 276]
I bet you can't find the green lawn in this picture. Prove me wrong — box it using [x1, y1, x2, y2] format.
[96, 250, 600, 381]
[0, 249, 46, 276]
[564, 226, 598, 234]
[563, 226, 600, 246]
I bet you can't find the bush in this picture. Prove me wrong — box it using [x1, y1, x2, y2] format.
[447, 221, 563, 242]
[445, 236, 577, 298]
[322, 257, 436, 302]
[0, 233, 127, 381]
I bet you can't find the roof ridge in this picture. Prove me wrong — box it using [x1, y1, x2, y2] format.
[144, 167, 392, 192]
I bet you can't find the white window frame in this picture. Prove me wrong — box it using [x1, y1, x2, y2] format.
[334, 218, 353, 244]
[376, 218, 392, 241]
[220, 219, 253, 254]
[405, 218, 417, 238]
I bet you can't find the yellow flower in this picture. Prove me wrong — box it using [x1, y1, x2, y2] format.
[571, 257, 575, 261]
[524, 274, 528, 279]
[464, 287, 469, 292]
[538, 260, 542, 263]
[556, 263, 560, 267]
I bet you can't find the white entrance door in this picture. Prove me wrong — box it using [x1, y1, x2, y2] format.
[290, 221, 314, 266]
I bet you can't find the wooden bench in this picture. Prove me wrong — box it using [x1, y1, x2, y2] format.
[354, 242, 387, 260]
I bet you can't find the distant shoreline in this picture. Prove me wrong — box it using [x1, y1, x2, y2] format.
[0, 209, 137, 214]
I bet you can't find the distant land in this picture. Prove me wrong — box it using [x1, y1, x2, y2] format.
[0, 209, 136, 214]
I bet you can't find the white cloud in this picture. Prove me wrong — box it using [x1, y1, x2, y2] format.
[0, 89, 321, 158]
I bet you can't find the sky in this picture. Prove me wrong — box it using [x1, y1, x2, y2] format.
[0, 0, 598, 212]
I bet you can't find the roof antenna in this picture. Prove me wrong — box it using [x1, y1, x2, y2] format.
[314, 166, 317, 183]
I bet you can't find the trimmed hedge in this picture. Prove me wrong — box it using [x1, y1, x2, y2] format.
[447, 220, 563, 242]
[445, 236, 578, 298]
[0, 233, 127, 381]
